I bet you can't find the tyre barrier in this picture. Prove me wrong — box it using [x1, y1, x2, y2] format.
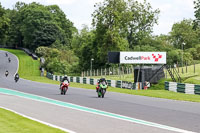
[165, 82, 198, 95]
[47, 73, 138, 90]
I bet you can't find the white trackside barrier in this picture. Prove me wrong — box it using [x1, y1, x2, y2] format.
[185, 84, 195, 94]
[111, 80, 116, 88]
[169, 82, 177, 92]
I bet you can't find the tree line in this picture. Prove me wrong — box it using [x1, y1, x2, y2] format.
[1, 0, 200, 75]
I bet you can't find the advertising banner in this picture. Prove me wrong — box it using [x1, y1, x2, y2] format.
[120, 52, 166, 64]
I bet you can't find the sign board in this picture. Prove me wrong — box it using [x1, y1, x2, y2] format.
[108, 52, 120, 63]
[120, 52, 166, 64]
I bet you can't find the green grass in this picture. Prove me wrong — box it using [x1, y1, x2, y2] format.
[2, 48, 200, 103]
[0, 48, 40, 79]
[0, 108, 66, 133]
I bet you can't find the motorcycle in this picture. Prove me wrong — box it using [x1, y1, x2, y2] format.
[97, 81, 107, 98]
[14, 74, 19, 83]
[5, 71, 9, 77]
[8, 57, 11, 63]
[60, 81, 70, 95]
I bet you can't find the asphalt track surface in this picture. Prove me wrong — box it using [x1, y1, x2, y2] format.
[0, 50, 200, 133]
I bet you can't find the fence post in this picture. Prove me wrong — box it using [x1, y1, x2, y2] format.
[186, 62, 187, 73]
[177, 62, 179, 73]
[118, 64, 120, 78]
[122, 66, 124, 78]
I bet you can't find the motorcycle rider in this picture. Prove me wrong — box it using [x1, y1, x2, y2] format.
[96, 78, 107, 92]
[8, 57, 11, 63]
[60, 75, 69, 89]
[5, 70, 9, 77]
[14, 73, 19, 82]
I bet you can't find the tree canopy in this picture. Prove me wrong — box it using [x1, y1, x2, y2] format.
[5, 2, 75, 50]
[0, 1, 200, 75]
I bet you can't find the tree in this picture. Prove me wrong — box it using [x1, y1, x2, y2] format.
[5, 2, 75, 50]
[92, 0, 159, 65]
[126, 0, 160, 49]
[36, 46, 79, 75]
[71, 25, 96, 71]
[170, 19, 200, 49]
[0, 3, 10, 45]
[92, 0, 129, 64]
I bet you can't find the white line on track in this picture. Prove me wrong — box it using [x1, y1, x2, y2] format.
[0, 88, 196, 133]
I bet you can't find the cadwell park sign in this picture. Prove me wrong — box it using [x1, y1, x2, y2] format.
[120, 52, 166, 64]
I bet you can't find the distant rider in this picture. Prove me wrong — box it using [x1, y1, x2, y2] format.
[5, 70, 9, 77]
[14, 73, 19, 82]
[8, 57, 11, 63]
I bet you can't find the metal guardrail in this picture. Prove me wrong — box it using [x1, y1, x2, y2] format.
[0, 45, 38, 60]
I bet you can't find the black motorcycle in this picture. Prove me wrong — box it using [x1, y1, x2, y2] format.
[14, 74, 19, 82]
[5, 71, 9, 77]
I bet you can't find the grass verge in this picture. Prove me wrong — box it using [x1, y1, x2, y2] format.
[1, 48, 200, 103]
[0, 108, 65, 133]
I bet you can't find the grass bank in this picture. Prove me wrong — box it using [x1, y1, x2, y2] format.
[1, 48, 200, 103]
[0, 108, 65, 133]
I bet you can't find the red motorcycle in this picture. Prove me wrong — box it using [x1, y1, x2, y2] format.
[60, 81, 70, 95]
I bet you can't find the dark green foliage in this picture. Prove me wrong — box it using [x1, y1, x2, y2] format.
[170, 19, 200, 49]
[35, 46, 79, 75]
[149, 78, 171, 90]
[5, 2, 75, 50]
[0, 3, 10, 45]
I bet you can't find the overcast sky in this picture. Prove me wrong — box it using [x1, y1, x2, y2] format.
[0, 0, 195, 35]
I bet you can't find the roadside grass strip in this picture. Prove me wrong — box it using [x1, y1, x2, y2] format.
[0, 106, 67, 133]
[0, 88, 195, 133]
[0, 106, 75, 133]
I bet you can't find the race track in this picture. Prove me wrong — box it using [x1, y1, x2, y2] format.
[0, 50, 200, 133]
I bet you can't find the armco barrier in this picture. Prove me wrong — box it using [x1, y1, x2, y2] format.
[165, 82, 198, 95]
